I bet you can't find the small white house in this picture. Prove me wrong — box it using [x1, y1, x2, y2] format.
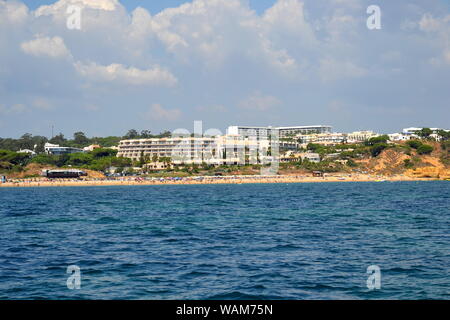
[300, 152, 321, 163]
[18, 149, 36, 156]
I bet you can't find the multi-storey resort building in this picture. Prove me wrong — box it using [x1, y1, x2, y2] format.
[346, 131, 379, 143]
[227, 125, 332, 139]
[296, 132, 346, 146]
[277, 125, 332, 138]
[117, 135, 272, 166]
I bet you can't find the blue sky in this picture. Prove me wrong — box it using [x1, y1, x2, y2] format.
[1, 0, 449, 139]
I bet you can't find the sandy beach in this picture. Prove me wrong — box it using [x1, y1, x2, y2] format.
[0, 173, 438, 188]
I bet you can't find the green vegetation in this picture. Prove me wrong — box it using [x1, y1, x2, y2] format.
[0, 134, 47, 153]
[406, 140, 423, 149]
[364, 135, 389, 146]
[359, 135, 391, 157]
[437, 130, 450, 141]
[416, 144, 434, 155]
[404, 140, 433, 155]
[1, 129, 448, 177]
[370, 143, 389, 157]
[346, 159, 357, 167]
[403, 159, 414, 169]
[0, 147, 130, 174]
[417, 128, 433, 138]
[441, 140, 450, 151]
[0, 150, 31, 172]
[0, 129, 172, 152]
[440, 140, 450, 166]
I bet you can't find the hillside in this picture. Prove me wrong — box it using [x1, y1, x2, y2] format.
[6, 163, 105, 179]
[356, 141, 450, 179]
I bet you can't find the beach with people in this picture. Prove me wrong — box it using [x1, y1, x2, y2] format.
[0, 173, 436, 188]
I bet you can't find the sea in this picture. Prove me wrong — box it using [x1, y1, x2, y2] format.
[0, 181, 449, 300]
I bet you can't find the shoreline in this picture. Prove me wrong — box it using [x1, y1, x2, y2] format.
[0, 174, 443, 188]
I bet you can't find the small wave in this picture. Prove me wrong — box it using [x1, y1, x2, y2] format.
[206, 291, 276, 300]
[44, 218, 78, 223]
[269, 244, 301, 251]
[93, 217, 122, 224]
[178, 271, 212, 280]
[385, 266, 425, 274]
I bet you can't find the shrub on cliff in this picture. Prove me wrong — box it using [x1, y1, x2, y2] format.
[370, 143, 389, 157]
[365, 135, 389, 146]
[417, 144, 434, 155]
[406, 140, 422, 149]
[403, 159, 414, 168]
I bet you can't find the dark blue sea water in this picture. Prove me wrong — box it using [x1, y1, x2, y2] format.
[0, 181, 449, 300]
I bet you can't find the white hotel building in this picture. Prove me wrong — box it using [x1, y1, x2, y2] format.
[117, 135, 272, 165]
[227, 125, 332, 139]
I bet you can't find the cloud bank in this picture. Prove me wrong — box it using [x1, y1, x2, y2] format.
[0, 0, 449, 137]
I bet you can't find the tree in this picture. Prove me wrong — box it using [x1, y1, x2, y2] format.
[66, 153, 94, 166]
[346, 159, 357, 167]
[406, 140, 422, 149]
[73, 132, 89, 146]
[159, 157, 172, 165]
[91, 148, 117, 158]
[31, 154, 56, 165]
[417, 144, 433, 155]
[437, 130, 450, 141]
[418, 128, 432, 138]
[124, 129, 139, 139]
[140, 130, 152, 138]
[32, 136, 48, 153]
[307, 143, 322, 152]
[18, 133, 34, 150]
[441, 140, 450, 151]
[49, 133, 66, 146]
[403, 159, 414, 168]
[365, 135, 389, 146]
[159, 130, 171, 138]
[55, 154, 70, 167]
[371, 143, 389, 157]
[0, 150, 31, 166]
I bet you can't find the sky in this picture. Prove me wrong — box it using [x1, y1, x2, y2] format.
[1, 0, 449, 139]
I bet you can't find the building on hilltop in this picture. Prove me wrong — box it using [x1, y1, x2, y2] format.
[117, 135, 273, 166]
[227, 125, 332, 139]
[346, 131, 379, 143]
[44, 143, 84, 155]
[83, 144, 101, 152]
[297, 132, 346, 146]
[276, 125, 332, 138]
[18, 149, 37, 156]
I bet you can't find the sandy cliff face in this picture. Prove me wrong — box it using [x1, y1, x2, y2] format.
[357, 142, 450, 179]
[358, 149, 411, 176]
[7, 163, 105, 179]
[406, 167, 450, 179]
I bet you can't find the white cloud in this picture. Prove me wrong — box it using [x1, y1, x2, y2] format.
[21, 36, 71, 58]
[419, 13, 450, 65]
[196, 105, 227, 113]
[74, 62, 178, 87]
[35, 0, 119, 16]
[0, 103, 28, 115]
[319, 58, 367, 83]
[419, 13, 450, 32]
[135, 0, 302, 72]
[32, 97, 53, 110]
[238, 92, 281, 111]
[1, 0, 450, 135]
[146, 103, 182, 121]
[0, 0, 28, 24]
[263, 0, 316, 43]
